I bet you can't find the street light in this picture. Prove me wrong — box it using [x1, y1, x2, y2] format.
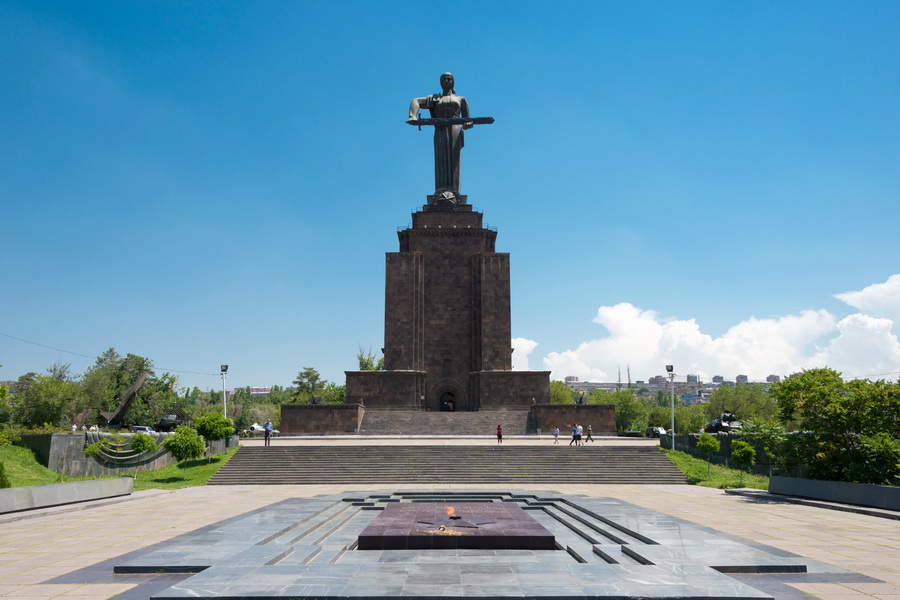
[666, 365, 675, 451]
[220, 365, 228, 418]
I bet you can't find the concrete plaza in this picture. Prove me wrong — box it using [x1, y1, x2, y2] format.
[0, 438, 898, 600]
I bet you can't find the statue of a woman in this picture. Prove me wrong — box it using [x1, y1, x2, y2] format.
[408, 72, 472, 195]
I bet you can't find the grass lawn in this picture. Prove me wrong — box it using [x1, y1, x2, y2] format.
[132, 446, 240, 490]
[664, 448, 769, 490]
[0, 445, 71, 487]
[0, 444, 240, 490]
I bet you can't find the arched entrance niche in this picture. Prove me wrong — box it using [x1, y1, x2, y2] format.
[428, 380, 468, 412]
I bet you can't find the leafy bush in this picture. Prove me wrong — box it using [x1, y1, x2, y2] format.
[129, 432, 158, 454]
[84, 439, 112, 457]
[0, 461, 10, 488]
[0, 427, 20, 447]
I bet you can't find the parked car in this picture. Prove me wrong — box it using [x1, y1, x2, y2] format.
[645, 426, 667, 438]
[130, 425, 155, 434]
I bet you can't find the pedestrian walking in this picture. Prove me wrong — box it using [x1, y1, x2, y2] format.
[569, 424, 578, 446]
[585, 424, 594, 443]
[496, 424, 503, 444]
[552, 427, 559, 444]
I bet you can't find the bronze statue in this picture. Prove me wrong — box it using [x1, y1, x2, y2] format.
[408, 73, 493, 201]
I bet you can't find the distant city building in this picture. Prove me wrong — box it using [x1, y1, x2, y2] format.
[712, 375, 724, 383]
[736, 374, 748, 384]
[648, 375, 668, 385]
[564, 376, 579, 384]
[766, 374, 781, 383]
[686, 374, 699, 384]
[249, 387, 271, 396]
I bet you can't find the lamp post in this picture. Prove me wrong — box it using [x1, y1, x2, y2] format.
[666, 365, 675, 451]
[220, 365, 228, 417]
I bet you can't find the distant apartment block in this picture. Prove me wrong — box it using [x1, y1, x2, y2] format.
[736, 374, 749, 384]
[766, 374, 781, 383]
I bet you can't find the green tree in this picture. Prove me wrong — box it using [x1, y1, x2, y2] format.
[356, 347, 384, 371]
[705, 383, 776, 423]
[194, 412, 235, 442]
[8, 373, 82, 427]
[772, 369, 900, 483]
[194, 412, 235, 462]
[320, 382, 346, 404]
[292, 367, 323, 403]
[740, 418, 786, 476]
[696, 433, 720, 478]
[162, 426, 206, 480]
[549, 381, 574, 404]
[675, 404, 707, 435]
[601, 390, 648, 433]
[730, 440, 757, 487]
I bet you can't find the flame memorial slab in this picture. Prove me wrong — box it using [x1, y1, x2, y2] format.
[357, 502, 555, 550]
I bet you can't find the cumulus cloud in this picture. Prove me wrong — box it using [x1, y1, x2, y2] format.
[539, 275, 900, 383]
[835, 274, 900, 324]
[511, 337, 538, 371]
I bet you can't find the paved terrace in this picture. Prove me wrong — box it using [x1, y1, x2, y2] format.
[0, 437, 897, 600]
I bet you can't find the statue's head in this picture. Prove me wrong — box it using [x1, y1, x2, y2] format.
[440, 72, 455, 93]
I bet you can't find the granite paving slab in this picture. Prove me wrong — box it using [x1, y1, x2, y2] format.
[105, 489, 861, 599]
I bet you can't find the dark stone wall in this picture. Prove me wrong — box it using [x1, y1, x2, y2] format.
[474, 371, 551, 408]
[530, 404, 617, 436]
[16, 433, 234, 477]
[280, 404, 364, 435]
[346, 205, 550, 411]
[345, 371, 425, 408]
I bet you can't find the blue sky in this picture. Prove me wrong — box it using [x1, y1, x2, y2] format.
[2, 1, 899, 392]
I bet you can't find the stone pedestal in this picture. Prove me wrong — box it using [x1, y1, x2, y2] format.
[346, 202, 549, 410]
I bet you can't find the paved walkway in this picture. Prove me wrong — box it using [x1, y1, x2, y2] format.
[0, 439, 897, 600]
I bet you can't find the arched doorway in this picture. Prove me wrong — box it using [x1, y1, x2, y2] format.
[428, 379, 468, 412]
[439, 391, 456, 412]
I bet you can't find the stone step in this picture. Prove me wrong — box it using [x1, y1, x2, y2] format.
[208, 446, 687, 485]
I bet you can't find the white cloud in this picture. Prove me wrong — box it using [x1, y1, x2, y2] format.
[539, 276, 900, 383]
[835, 274, 900, 324]
[511, 337, 538, 371]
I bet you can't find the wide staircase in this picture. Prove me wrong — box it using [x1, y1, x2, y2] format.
[208, 445, 687, 485]
[358, 409, 534, 435]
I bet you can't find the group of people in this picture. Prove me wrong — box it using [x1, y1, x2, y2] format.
[551, 423, 593, 445]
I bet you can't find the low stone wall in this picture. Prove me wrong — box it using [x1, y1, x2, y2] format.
[0, 477, 133, 515]
[16, 433, 236, 477]
[474, 371, 551, 408]
[280, 404, 364, 435]
[530, 404, 616, 436]
[769, 476, 900, 511]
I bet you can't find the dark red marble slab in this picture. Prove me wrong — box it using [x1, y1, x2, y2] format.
[357, 502, 556, 550]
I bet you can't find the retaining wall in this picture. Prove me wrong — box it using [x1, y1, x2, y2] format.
[0, 477, 133, 515]
[16, 433, 236, 477]
[769, 476, 900, 511]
